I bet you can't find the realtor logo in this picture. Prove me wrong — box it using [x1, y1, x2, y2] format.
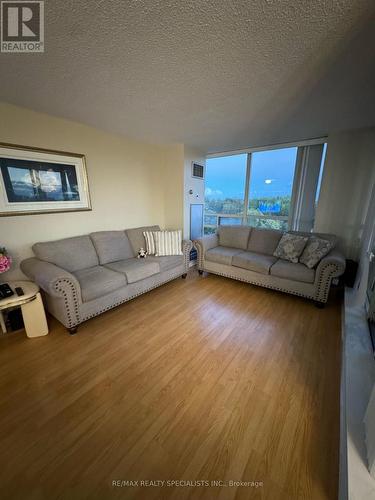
[1, 1, 44, 52]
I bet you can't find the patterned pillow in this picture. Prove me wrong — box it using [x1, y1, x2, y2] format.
[143, 231, 156, 255]
[299, 237, 333, 269]
[154, 230, 183, 256]
[273, 233, 308, 263]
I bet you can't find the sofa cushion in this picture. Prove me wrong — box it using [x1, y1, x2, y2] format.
[299, 237, 334, 269]
[273, 233, 308, 263]
[205, 246, 243, 266]
[247, 228, 283, 255]
[144, 230, 157, 255]
[73, 266, 127, 302]
[126, 226, 160, 254]
[154, 230, 183, 256]
[147, 255, 184, 272]
[90, 231, 134, 264]
[33, 235, 99, 272]
[105, 258, 160, 284]
[232, 251, 277, 275]
[289, 230, 337, 248]
[217, 225, 251, 250]
[270, 259, 315, 283]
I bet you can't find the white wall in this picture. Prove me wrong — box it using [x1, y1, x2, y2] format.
[156, 144, 206, 241]
[315, 127, 375, 260]
[183, 146, 206, 240]
[352, 182, 375, 307]
[0, 103, 184, 280]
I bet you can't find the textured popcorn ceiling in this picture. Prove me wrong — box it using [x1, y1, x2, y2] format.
[0, 0, 374, 153]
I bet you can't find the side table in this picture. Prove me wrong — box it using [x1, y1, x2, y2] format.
[0, 281, 49, 338]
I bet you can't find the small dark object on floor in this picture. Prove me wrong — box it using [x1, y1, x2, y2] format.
[190, 248, 197, 261]
[7, 309, 24, 331]
[343, 259, 358, 288]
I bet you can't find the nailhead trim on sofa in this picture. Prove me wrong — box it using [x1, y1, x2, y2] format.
[201, 268, 316, 300]
[54, 278, 81, 328]
[195, 242, 205, 271]
[315, 262, 341, 302]
[183, 240, 193, 270]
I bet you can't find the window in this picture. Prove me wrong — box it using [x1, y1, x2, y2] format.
[247, 147, 297, 231]
[204, 154, 247, 234]
[204, 142, 326, 235]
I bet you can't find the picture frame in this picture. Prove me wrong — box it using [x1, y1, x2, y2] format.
[0, 142, 91, 216]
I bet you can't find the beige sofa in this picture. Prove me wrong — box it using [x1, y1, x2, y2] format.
[194, 226, 345, 305]
[21, 226, 192, 334]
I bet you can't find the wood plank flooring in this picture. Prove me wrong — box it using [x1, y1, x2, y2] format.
[0, 270, 342, 500]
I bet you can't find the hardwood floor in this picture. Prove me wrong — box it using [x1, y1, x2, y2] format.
[0, 270, 342, 500]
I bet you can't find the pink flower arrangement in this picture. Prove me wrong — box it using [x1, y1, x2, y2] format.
[0, 247, 12, 273]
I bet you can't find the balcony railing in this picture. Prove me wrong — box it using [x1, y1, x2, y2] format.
[204, 213, 289, 234]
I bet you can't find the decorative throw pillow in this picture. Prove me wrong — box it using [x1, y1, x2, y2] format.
[143, 231, 156, 255]
[273, 233, 308, 263]
[154, 230, 183, 256]
[299, 237, 333, 269]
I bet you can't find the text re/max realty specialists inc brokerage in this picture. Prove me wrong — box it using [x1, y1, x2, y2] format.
[112, 479, 264, 488]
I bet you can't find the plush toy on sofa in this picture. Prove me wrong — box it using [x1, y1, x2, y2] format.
[137, 247, 148, 259]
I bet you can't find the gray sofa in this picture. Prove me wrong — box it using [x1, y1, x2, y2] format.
[194, 226, 346, 305]
[21, 226, 192, 333]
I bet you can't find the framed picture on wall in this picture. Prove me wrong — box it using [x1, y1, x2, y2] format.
[0, 143, 91, 216]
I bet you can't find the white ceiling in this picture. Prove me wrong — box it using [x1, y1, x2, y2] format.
[0, 0, 374, 153]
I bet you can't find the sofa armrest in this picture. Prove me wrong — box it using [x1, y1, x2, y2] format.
[194, 234, 219, 270]
[21, 258, 82, 302]
[182, 239, 193, 271]
[315, 250, 346, 302]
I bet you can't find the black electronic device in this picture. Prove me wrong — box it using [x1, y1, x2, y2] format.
[0, 283, 14, 299]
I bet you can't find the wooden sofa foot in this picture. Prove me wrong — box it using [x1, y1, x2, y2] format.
[68, 327, 78, 335]
[314, 301, 325, 309]
[181, 273, 187, 279]
[198, 270, 203, 275]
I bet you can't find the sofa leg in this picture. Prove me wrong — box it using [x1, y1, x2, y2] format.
[181, 273, 187, 279]
[198, 270, 203, 275]
[314, 301, 325, 309]
[68, 326, 78, 335]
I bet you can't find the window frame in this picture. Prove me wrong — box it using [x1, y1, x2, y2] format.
[204, 137, 327, 234]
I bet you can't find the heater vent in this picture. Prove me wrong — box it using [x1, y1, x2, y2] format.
[192, 162, 204, 179]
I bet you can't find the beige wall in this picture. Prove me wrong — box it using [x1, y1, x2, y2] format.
[0, 103, 184, 280]
[160, 143, 185, 232]
[315, 127, 375, 259]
